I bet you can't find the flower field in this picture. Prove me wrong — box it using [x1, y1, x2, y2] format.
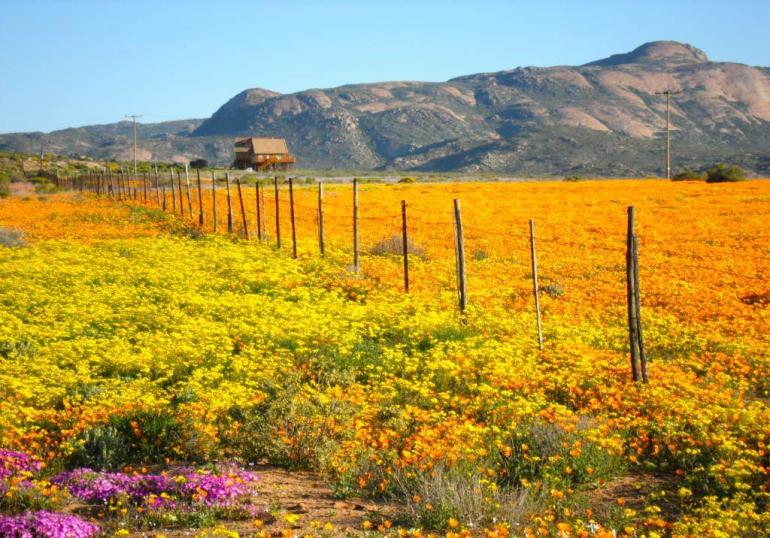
[0, 179, 769, 537]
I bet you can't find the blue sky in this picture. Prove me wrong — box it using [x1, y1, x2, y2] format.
[1, 0, 769, 133]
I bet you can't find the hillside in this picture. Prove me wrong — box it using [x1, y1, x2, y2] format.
[2, 41, 770, 175]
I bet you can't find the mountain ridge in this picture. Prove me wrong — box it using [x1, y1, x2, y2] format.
[2, 41, 770, 176]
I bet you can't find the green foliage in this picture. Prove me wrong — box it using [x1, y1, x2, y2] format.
[705, 163, 745, 183]
[399, 177, 417, 183]
[563, 175, 582, 182]
[673, 169, 705, 181]
[67, 409, 206, 470]
[0, 179, 9, 198]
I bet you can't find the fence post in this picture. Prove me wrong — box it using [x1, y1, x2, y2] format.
[453, 199, 467, 317]
[626, 206, 644, 382]
[154, 165, 161, 207]
[318, 182, 325, 257]
[255, 183, 262, 241]
[211, 172, 218, 232]
[225, 172, 234, 234]
[161, 185, 167, 211]
[143, 173, 148, 204]
[631, 208, 648, 383]
[402, 200, 410, 293]
[176, 170, 184, 216]
[236, 178, 249, 239]
[274, 176, 281, 249]
[529, 219, 544, 350]
[196, 169, 204, 227]
[169, 171, 177, 212]
[289, 178, 297, 258]
[353, 178, 360, 272]
[185, 164, 194, 217]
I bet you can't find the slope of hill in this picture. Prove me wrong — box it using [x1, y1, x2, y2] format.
[2, 41, 769, 175]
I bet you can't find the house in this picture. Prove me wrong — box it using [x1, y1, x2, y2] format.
[233, 137, 296, 171]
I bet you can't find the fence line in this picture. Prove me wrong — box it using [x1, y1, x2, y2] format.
[67, 172, 769, 384]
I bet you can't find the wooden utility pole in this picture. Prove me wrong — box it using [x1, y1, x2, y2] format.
[236, 178, 249, 239]
[529, 219, 543, 351]
[225, 173, 234, 234]
[289, 178, 297, 258]
[318, 182, 325, 257]
[274, 176, 281, 249]
[626, 206, 648, 383]
[453, 199, 467, 315]
[401, 200, 410, 293]
[655, 89, 683, 180]
[353, 178, 360, 272]
[125, 114, 142, 178]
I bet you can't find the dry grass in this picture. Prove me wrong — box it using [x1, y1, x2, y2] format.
[369, 235, 427, 259]
[0, 226, 27, 247]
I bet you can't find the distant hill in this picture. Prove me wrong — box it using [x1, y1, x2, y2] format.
[2, 41, 770, 176]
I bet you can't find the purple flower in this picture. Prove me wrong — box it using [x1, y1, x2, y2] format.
[0, 511, 99, 538]
[0, 450, 42, 481]
[52, 465, 260, 513]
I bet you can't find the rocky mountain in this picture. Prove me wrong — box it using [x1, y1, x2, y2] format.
[3, 41, 770, 176]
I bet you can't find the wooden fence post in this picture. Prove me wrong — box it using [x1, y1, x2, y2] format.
[453, 199, 467, 316]
[318, 182, 325, 257]
[401, 200, 410, 293]
[626, 206, 647, 382]
[196, 169, 204, 227]
[161, 186, 167, 211]
[143, 173, 148, 204]
[289, 178, 297, 258]
[236, 178, 249, 239]
[169, 171, 177, 212]
[255, 183, 262, 241]
[176, 170, 184, 216]
[353, 178, 360, 272]
[274, 176, 281, 249]
[225, 173, 234, 234]
[184, 164, 194, 217]
[154, 166, 161, 207]
[211, 172, 218, 232]
[529, 219, 544, 350]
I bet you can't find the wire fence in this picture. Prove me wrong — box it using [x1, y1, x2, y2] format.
[62, 171, 770, 381]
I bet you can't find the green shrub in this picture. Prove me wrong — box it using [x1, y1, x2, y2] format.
[67, 409, 206, 470]
[673, 169, 705, 181]
[706, 163, 745, 183]
[0, 179, 9, 198]
[541, 282, 565, 298]
[398, 177, 417, 183]
[563, 175, 581, 182]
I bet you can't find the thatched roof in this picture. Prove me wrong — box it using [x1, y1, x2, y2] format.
[235, 137, 290, 154]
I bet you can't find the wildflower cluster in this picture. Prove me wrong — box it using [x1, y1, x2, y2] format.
[1, 180, 769, 536]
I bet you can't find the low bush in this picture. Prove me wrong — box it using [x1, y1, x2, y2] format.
[0, 227, 27, 248]
[673, 169, 705, 181]
[66, 409, 208, 470]
[706, 163, 745, 183]
[398, 177, 417, 183]
[369, 235, 427, 259]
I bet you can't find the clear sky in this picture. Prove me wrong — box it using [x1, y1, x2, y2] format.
[1, 0, 769, 134]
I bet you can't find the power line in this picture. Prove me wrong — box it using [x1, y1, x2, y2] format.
[654, 90, 683, 180]
[125, 114, 142, 178]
